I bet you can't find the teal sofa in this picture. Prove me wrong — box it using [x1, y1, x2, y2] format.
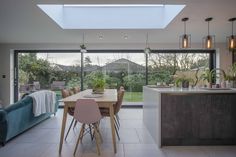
[0, 95, 58, 146]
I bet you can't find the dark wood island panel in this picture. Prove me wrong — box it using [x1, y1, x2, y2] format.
[161, 93, 236, 146]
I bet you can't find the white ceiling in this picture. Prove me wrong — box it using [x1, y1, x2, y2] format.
[0, 0, 236, 44]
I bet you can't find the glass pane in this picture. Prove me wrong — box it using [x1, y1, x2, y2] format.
[18, 52, 81, 100]
[148, 53, 209, 87]
[83, 53, 145, 103]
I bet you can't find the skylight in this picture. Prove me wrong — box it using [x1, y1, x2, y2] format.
[37, 4, 185, 29]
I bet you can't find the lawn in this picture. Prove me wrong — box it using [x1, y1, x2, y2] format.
[123, 92, 143, 102]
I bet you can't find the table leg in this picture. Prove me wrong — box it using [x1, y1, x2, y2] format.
[59, 105, 68, 154]
[109, 105, 117, 153]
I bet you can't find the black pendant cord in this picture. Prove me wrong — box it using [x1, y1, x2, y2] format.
[232, 20, 234, 36]
[205, 17, 213, 36]
[208, 21, 210, 36]
[146, 33, 149, 48]
[184, 21, 186, 34]
[182, 17, 189, 35]
[229, 17, 236, 36]
[83, 32, 85, 45]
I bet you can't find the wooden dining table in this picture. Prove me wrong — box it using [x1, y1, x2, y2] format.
[59, 89, 118, 154]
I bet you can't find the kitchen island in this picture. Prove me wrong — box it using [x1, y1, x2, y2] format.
[143, 86, 236, 147]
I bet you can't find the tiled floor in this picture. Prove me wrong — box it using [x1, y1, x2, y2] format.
[0, 109, 236, 157]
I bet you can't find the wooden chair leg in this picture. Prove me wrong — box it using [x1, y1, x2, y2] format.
[95, 123, 103, 143]
[93, 124, 101, 156]
[74, 124, 85, 156]
[65, 118, 75, 141]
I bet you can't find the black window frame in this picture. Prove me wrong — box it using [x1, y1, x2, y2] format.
[14, 49, 216, 102]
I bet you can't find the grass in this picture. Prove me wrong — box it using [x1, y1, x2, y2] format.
[123, 92, 143, 102]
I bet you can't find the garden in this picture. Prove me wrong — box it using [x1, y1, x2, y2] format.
[18, 52, 211, 102]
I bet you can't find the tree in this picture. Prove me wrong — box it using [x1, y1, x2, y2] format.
[84, 56, 92, 67]
[123, 74, 145, 92]
[148, 53, 209, 84]
[18, 53, 53, 88]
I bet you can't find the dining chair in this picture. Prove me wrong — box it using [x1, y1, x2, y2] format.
[73, 99, 103, 156]
[73, 86, 80, 94]
[61, 89, 76, 141]
[99, 86, 125, 140]
[69, 89, 75, 95]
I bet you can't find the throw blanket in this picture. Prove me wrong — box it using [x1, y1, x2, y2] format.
[29, 90, 56, 117]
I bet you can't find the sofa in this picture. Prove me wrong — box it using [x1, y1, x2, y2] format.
[0, 95, 59, 146]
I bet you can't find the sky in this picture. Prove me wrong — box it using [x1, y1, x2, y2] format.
[37, 53, 146, 66]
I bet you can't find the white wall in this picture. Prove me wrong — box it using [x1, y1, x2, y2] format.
[0, 42, 232, 105]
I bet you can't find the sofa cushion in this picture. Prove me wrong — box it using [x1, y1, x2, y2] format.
[4, 96, 32, 113]
[0, 109, 7, 122]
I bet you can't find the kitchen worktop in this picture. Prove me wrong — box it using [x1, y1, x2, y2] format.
[145, 86, 236, 93]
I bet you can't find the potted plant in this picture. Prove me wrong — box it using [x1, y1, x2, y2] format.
[175, 76, 193, 88]
[90, 71, 106, 93]
[92, 77, 105, 93]
[200, 69, 212, 88]
[200, 68, 229, 88]
[225, 63, 236, 88]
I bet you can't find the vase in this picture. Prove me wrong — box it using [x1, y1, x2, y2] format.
[220, 81, 226, 88]
[93, 87, 104, 94]
[182, 80, 189, 88]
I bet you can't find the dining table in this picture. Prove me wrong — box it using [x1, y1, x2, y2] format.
[58, 89, 118, 154]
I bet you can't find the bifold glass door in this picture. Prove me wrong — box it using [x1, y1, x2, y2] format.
[82, 53, 146, 104]
[14, 50, 215, 105]
[15, 52, 81, 101]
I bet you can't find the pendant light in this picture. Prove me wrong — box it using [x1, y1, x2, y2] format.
[179, 17, 191, 48]
[80, 33, 87, 53]
[144, 33, 152, 54]
[227, 17, 236, 51]
[203, 17, 215, 49]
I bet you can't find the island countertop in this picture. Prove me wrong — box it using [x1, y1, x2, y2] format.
[143, 86, 236, 147]
[144, 86, 236, 94]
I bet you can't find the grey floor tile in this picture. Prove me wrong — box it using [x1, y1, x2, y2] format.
[135, 128, 155, 144]
[162, 146, 209, 157]
[201, 146, 236, 157]
[0, 143, 51, 157]
[1, 109, 236, 157]
[124, 144, 166, 157]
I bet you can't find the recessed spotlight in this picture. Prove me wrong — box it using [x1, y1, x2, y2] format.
[98, 35, 103, 40]
[124, 35, 128, 39]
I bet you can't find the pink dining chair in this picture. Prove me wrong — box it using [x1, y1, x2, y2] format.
[73, 99, 103, 156]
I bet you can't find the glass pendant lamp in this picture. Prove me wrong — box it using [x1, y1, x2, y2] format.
[203, 17, 215, 49]
[179, 17, 191, 48]
[227, 18, 236, 51]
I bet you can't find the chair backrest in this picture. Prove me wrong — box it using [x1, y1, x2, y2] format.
[61, 89, 75, 116]
[73, 86, 80, 94]
[61, 89, 70, 98]
[114, 86, 125, 114]
[69, 89, 75, 96]
[74, 99, 102, 124]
